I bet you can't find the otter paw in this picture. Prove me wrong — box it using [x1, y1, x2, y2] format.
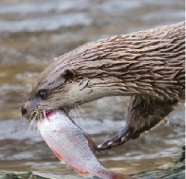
[97, 127, 133, 150]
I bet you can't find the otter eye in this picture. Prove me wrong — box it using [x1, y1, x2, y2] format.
[37, 89, 47, 100]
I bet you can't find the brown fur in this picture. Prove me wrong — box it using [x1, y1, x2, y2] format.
[21, 21, 185, 150]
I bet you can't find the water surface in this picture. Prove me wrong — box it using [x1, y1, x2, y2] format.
[0, 0, 185, 176]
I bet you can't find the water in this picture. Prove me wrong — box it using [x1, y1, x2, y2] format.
[0, 0, 185, 176]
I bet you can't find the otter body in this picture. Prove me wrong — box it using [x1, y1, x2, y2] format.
[22, 22, 185, 150]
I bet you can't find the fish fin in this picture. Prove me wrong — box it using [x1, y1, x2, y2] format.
[53, 149, 63, 161]
[74, 169, 89, 176]
[65, 110, 100, 153]
[84, 133, 99, 154]
[112, 172, 133, 179]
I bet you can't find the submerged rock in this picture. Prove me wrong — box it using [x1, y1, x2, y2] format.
[0, 159, 184, 179]
[0, 171, 95, 179]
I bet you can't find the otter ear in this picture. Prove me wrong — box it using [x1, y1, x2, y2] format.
[61, 69, 76, 83]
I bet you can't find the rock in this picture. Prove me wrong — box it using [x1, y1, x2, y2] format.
[0, 159, 184, 179]
[131, 160, 185, 179]
[0, 171, 97, 179]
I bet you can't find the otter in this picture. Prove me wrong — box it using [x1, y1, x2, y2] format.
[21, 21, 185, 151]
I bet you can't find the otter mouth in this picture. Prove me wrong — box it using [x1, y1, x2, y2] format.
[26, 107, 70, 121]
[45, 110, 56, 118]
[28, 108, 52, 121]
[45, 108, 70, 118]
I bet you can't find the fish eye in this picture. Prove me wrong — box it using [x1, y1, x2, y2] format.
[37, 89, 47, 100]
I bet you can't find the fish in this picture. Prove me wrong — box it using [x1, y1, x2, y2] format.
[37, 110, 132, 179]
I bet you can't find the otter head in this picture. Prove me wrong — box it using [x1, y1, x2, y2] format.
[21, 64, 83, 119]
[20, 59, 109, 120]
[21, 66, 75, 119]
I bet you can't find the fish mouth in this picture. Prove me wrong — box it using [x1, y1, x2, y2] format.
[25, 107, 69, 121]
[45, 107, 70, 118]
[45, 110, 57, 118]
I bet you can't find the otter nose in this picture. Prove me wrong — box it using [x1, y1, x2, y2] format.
[20, 106, 27, 116]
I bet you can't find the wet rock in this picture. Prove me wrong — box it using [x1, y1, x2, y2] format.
[0, 159, 184, 179]
[132, 160, 185, 179]
[0, 171, 95, 179]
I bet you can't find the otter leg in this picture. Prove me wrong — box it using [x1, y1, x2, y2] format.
[98, 95, 178, 150]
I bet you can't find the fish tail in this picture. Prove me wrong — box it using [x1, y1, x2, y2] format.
[111, 172, 133, 179]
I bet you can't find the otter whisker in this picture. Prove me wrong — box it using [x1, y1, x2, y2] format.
[40, 110, 44, 119]
[39, 107, 44, 119]
[31, 110, 40, 138]
[39, 112, 41, 121]
[36, 106, 47, 121]
[70, 109, 78, 124]
[32, 111, 37, 122]
[33, 113, 39, 132]
[74, 105, 81, 124]
[29, 110, 36, 121]
[31, 114, 37, 132]
[33, 119, 37, 131]
[39, 111, 42, 120]
[26, 117, 35, 135]
[70, 109, 76, 119]
[35, 109, 39, 121]
[43, 109, 46, 118]
[77, 105, 88, 121]
[28, 115, 32, 122]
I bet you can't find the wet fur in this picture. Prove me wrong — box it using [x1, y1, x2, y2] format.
[22, 21, 185, 149]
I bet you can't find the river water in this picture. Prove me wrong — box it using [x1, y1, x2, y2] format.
[0, 0, 185, 177]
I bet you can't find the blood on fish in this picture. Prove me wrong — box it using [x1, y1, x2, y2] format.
[53, 149, 63, 160]
[75, 169, 89, 176]
[46, 110, 56, 119]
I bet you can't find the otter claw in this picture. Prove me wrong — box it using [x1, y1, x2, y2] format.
[97, 127, 133, 150]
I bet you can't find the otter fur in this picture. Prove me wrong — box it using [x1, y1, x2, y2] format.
[21, 21, 185, 150]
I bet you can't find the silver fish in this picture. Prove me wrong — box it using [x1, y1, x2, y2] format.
[37, 110, 132, 179]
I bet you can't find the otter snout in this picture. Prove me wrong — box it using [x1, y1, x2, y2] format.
[20, 102, 33, 119]
[20, 105, 27, 116]
[20, 97, 43, 120]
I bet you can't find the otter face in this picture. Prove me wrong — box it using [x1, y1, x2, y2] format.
[21, 55, 124, 120]
[20, 66, 104, 120]
[21, 68, 79, 120]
